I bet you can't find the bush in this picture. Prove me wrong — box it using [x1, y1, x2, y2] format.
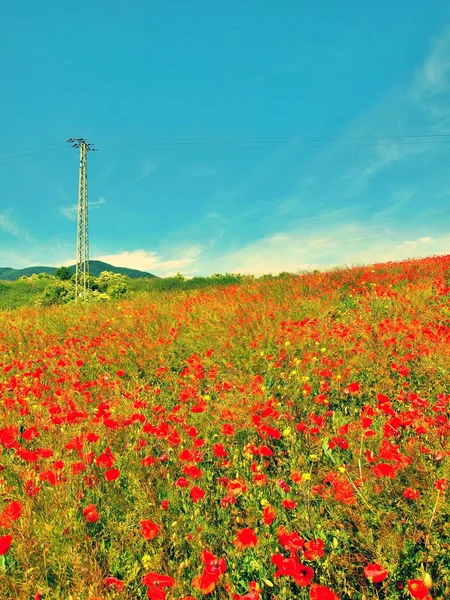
[37, 281, 75, 306]
[109, 282, 128, 298]
[54, 266, 73, 281]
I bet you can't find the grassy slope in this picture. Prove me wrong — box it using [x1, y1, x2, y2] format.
[0, 279, 49, 310]
[0, 275, 248, 310]
[0, 255, 449, 599]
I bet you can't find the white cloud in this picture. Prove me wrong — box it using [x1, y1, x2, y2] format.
[60, 196, 107, 221]
[137, 159, 157, 182]
[306, 30, 450, 201]
[202, 225, 450, 276]
[185, 166, 218, 178]
[0, 211, 21, 237]
[0, 210, 34, 243]
[418, 29, 450, 93]
[94, 246, 203, 277]
[60, 205, 77, 221]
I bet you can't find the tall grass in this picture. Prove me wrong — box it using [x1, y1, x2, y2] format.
[0, 255, 449, 599]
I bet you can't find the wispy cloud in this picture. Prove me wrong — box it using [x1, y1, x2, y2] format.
[91, 222, 450, 278]
[415, 29, 450, 95]
[184, 165, 218, 178]
[60, 196, 107, 221]
[270, 27, 450, 229]
[204, 224, 450, 276]
[136, 159, 157, 182]
[0, 210, 34, 243]
[0, 211, 21, 237]
[94, 245, 203, 277]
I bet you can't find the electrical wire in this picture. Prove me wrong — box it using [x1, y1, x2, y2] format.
[0, 141, 66, 157]
[95, 132, 450, 144]
[0, 147, 74, 161]
[0, 151, 73, 168]
[99, 139, 450, 151]
[1, 132, 450, 166]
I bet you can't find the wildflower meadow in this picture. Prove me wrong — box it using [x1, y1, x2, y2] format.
[0, 255, 449, 600]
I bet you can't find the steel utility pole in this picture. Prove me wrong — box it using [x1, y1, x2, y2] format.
[67, 138, 97, 300]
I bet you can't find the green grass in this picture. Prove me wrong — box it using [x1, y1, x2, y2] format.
[0, 279, 49, 310]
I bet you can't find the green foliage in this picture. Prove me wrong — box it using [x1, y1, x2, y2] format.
[54, 266, 73, 281]
[37, 281, 75, 306]
[0, 278, 49, 310]
[109, 282, 128, 298]
[0, 260, 156, 281]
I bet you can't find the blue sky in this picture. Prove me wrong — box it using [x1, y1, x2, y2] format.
[1, 1, 450, 276]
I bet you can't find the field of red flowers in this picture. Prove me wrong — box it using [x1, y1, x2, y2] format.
[0, 256, 449, 600]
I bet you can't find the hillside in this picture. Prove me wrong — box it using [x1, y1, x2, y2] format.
[0, 254, 449, 598]
[0, 260, 156, 281]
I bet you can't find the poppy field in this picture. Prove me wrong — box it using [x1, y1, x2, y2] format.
[0, 255, 449, 600]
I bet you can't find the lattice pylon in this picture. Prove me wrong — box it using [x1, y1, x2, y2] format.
[67, 138, 97, 300]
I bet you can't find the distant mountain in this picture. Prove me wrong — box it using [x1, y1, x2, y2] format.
[0, 260, 156, 281]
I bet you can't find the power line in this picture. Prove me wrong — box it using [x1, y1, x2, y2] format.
[0, 151, 73, 168]
[95, 132, 450, 146]
[1, 132, 450, 167]
[0, 141, 66, 157]
[0, 147, 73, 161]
[99, 139, 450, 151]
[2, 132, 450, 157]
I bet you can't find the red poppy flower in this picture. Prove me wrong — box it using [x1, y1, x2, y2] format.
[282, 498, 297, 510]
[141, 520, 160, 540]
[259, 445, 274, 457]
[213, 443, 227, 457]
[303, 539, 325, 561]
[104, 576, 124, 591]
[142, 573, 175, 587]
[0, 534, 12, 555]
[372, 463, 397, 478]
[348, 382, 360, 394]
[222, 423, 235, 435]
[105, 468, 120, 481]
[190, 486, 205, 503]
[183, 465, 203, 480]
[192, 549, 226, 595]
[234, 527, 258, 550]
[175, 477, 189, 488]
[179, 449, 195, 461]
[310, 584, 341, 600]
[277, 478, 291, 493]
[262, 504, 276, 525]
[435, 478, 449, 491]
[403, 488, 420, 500]
[277, 527, 305, 556]
[72, 461, 86, 475]
[233, 581, 262, 599]
[161, 500, 169, 510]
[364, 563, 388, 583]
[96, 446, 115, 469]
[83, 504, 100, 523]
[271, 554, 314, 586]
[0, 500, 22, 527]
[142, 572, 175, 600]
[253, 473, 267, 486]
[227, 479, 247, 496]
[407, 579, 432, 599]
[290, 472, 303, 484]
